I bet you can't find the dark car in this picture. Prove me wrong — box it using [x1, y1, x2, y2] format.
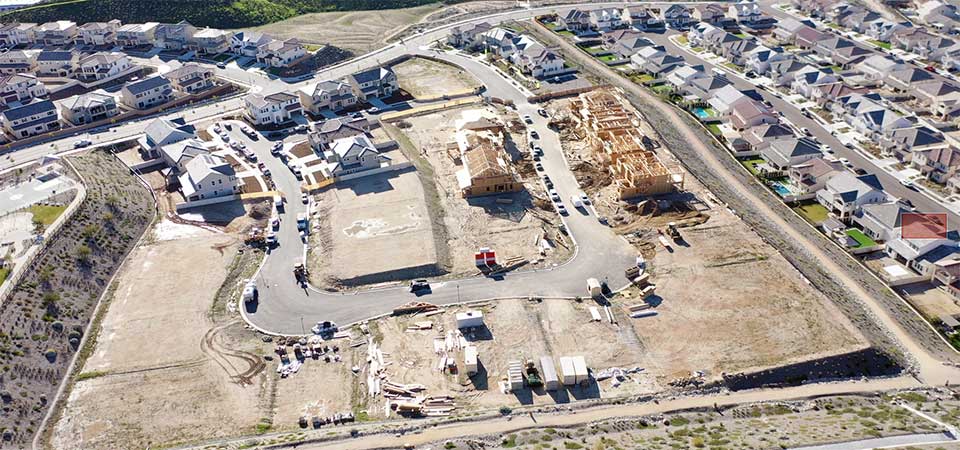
[410, 279, 431, 294]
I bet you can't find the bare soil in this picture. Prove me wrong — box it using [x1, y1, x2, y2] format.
[392, 57, 482, 100]
[51, 225, 267, 450]
[391, 106, 572, 278]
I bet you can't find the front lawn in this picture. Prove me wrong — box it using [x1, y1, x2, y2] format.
[869, 39, 892, 50]
[211, 53, 232, 62]
[794, 202, 829, 224]
[632, 73, 655, 83]
[845, 228, 877, 248]
[0, 266, 9, 285]
[723, 62, 743, 72]
[676, 35, 688, 45]
[28, 204, 67, 227]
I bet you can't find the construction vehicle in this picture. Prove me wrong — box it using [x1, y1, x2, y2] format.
[524, 360, 543, 388]
[245, 228, 265, 246]
[293, 263, 308, 286]
[665, 222, 681, 241]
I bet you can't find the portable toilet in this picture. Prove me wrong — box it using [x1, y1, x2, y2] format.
[464, 345, 478, 375]
[540, 356, 559, 391]
[559, 356, 577, 386]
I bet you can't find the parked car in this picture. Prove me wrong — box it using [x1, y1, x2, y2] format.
[529, 130, 539, 140]
[410, 279, 431, 294]
[556, 204, 568, 215]
[311, 321, 338, 335]
[523, 114, 533, 124]
[272, 217, 280, 229]
[301, 193, 309, 204]
[549, 189, 560, 202]
[224, 122, 233, 131]
[73, 139, 91, 148]
[213, 124, 221, 134]
[853, 168, 867, 175]
[899, 179, 916, 189]
[579, 192, 589, 204]
[537, 108, 548, 117]
[293, 124, 308, 133]
[266, 231, 277, 246]
[535, 162, 544, 171]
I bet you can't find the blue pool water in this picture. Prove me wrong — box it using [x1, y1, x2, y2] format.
[772, 183, 791, 196]
[693, 107, 710, 119]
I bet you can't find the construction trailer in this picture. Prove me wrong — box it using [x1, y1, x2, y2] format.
[455, 310, 484, 329]
[572, 355, 589, 385]
[464, 345, 478, 375]
[559, 356, 577, 386]
[507, 360, 524, 391]
[540, 356, 559, 391]
[586, 278, 602, 297]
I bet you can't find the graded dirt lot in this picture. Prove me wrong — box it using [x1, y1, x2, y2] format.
[392, 57, 483, 100]
[309, 164, 439, 286]
[52, 223, 265, 450]
[247, 4, 442, 54]
[391, 106, 572, 278]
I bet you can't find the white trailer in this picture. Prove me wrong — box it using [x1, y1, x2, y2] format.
[507, 360, 524, 391]
[464, 345, 478, 375]
[540, 356, 559, 391]
[242, 280, 257, 303]
[559, 356, 577, 386]
[455, 311, 484, 329]
[572, 355, 589, 384]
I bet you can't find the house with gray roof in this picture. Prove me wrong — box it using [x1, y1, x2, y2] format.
[164, 62, 214, 94]
[447, 21, 492, 48]
[326, 134, 390, 176]
[685, 74, 733, 100]
[630, 45, 683, 76]
[558, 9, 591, 32]
[816, 171, 887, 221]
[60, 91, 118, 125]
[137, 116, 196, 159]
[662, 4, 695, 30]
[120, 75, 172, 110]
[761, 137, 822, 170]
[178, 153, 239, 203]
[308, 116, 369, 150]
[854, 201, 911, 242]
[36, 50, 77, 77]
[788, 157, 843, 199]
[881, 125, 946, 161]
[347, 66, 398, 101]
[0, 99, 58, 140]
[244, 92, 302, 126]
[298, 79, 357, 115]
[743, 123, 794, 155]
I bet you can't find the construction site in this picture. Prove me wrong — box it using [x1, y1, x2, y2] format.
[390, 104, 573, 278]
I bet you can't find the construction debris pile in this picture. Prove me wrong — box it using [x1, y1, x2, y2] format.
[595, 366, 645, 388]
[568, 89, 684, 200]
[275, 337, 344, 378]
[365, 335, 458, 418]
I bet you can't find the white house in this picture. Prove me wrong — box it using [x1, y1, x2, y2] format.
[244, 92, 302, 126]
[60, 91, 119, 125]
[190, 28, 232, 55]
[258, 38, 306, 68]
[75, 52, 132, 82]
[589, 8, 629, 30]
[816, 172, 888, 221]
[325, 134, 390, 176]
[35, 21, 77, 46]
[116, 22, 159, 47]
[78, 20, 121, 46]
[0, 73, 46, 107]
[0, 23, 37, 48]
[761, 137, 821, 170]
[137, 116, 196, 158]
[178, 154, 239, 202]
[120, 76, 173, 110]
[0, 50, 38, 74]
[1, 100, 59, 140]
[36, 50, 77, 77]
[164, 63, 214, 94]
[298, 79, 357, 115]
[231, 31, 274, 57]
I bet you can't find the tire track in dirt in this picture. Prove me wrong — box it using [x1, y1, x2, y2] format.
[200, 321, 265, 387]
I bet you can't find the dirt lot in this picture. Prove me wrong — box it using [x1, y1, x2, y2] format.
[390, 106, 572, 278]
[392, 57, 482, 100]
[898, 282, 960, 320]
[52, 223, 266, 450]
[247, 4, 442, 54]
[308, 164, 440, 287]
[619, 202, 866, 382]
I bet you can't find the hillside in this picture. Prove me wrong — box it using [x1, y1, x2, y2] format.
[0, 0, 453, 29]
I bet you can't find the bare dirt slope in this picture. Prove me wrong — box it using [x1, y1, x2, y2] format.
[52, 224, 264, 450]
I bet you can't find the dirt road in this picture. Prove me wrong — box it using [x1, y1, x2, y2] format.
[299, 377, 920, 450]
[524, 21, 960, 385]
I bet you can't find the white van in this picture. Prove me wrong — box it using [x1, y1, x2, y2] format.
[570, 195, 583, 209]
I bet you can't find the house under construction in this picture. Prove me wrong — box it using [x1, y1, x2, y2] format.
[569, 89, 683, 199]
[452, 112, 522, 197]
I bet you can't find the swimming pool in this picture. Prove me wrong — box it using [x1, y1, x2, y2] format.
[693, 107, 712, 119]
[771, 182, 791, 196]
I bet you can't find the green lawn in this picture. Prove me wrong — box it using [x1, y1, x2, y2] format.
[0, 266, 9, 285]
[650, 84, 673, 94]
[303, 44, 323, 52]
[557, 29, 574, 37]
[632, 73, 655, 83]
[734, 32, 748, 38]
[597, 54, 617, 62]
[690, 46, 704, 53]
[793, 202, 829, 224]
[740, 157, 764, 176]
[723, 62, 743, 72]
[212, 53, 232, 62]
[676, 35, 688, 45]
[845, 229, 877, 248]
[869, 39, 892, 50]
[706, 123, 723, 137]
[28, 204, 67, 226]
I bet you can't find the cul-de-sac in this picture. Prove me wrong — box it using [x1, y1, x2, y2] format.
[5, 0, 960, 449]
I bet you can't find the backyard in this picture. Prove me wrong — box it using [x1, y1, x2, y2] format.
[794, 202, 829, 224]
[846, 228, 877, 248]
[740, 157, 764, 176]
[27, 203, 67, 227]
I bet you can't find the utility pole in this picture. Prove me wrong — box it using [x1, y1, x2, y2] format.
[457, 284, 461, 303]
[300, 316, 305, 335]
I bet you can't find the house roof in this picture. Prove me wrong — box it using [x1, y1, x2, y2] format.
[161, 138, 208, 167]
[2, 99, 54, 121]
[792, 157, 839, 179]
[464, 141, 509, 178]
[690, 75, 731, 93]
[857, 201, 908, 229]
[795, 26, 826, 43]
[125, 76, 170, 94]
[889, 126, 944, 148]
[764, 137, 821, 167]
[78, 52, 124, 67]
[165, 62, 209, 80]
[144, 117, 194, 147]
[351, 66, 394, 85]
[36, 50, 73, 62]
[331, 134, 378, 161]
[826, 172, 884, 202]
[63, 91, 114, 110]
[182, 153, 234, 187]
[318, 116, 368, 135]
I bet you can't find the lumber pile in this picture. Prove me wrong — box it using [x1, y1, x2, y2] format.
[393, 301, 439, 316]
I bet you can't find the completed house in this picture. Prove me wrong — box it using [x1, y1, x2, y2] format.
[0, 73, 47, 107]
[558, 10, 591, 32]
[0, 23, 36, 48]
[230, 31, 274, 57]
[60, 91, 118, 125]
[36, 50, 77, 77]
[190, 28, 232, 55]
[912, 145, 960, 183]
[243, 92, 302, 126]
[137, 116, 196, 159]
[35, 21, 77, 46]
[347, 66, 398, 101]
[788, 157, 843, 199]
[78, 20, 121, 46]
[75, 52, 132, 82]
[308, 116, 369, 150]
[179, 154, 239, 202]
[630, 45, 683, 76]
[630, 7, 665, 31]
[257, 38, 306, 68]
[120, 76, 173, 110]
[761, 137, 822, 170]
[0, 50, 37, 74]
[156, 21, 197, 51]
[116, 22, 159, 48]
[816, 172, 887, 221]
[326, 134, 390, 176]
[298, 79, 357, 115]
[742, 123, 794, 155]
[728, 98, 777, 130]
[1, 100, 59, 140]
[447, 21, 492, 48]
[589, 8, 629, 30]
[662, 4, 695, 30]
[164, 63, 214, 94]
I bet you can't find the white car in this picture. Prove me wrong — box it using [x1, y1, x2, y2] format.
[556, 204, 568, 215]
[301, 193, 309, 204]
[570, 195, 583, 209]
[266, 231, 277, 246]
[839, 157, 852, 168]
[549, 189, 560, 202]
[579, 192, 590, 204]
[213, 124, 221, 134]
[73, 139, 92, 148]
